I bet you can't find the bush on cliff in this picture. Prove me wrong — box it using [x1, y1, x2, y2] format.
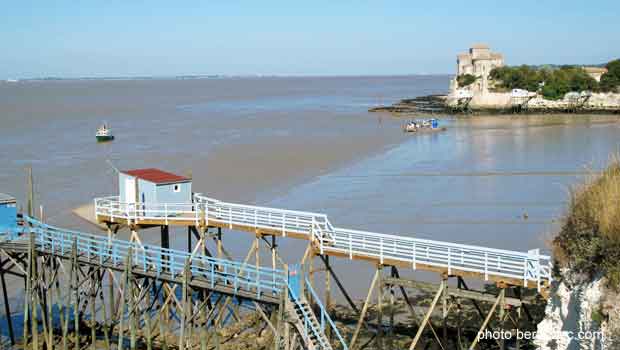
[542, 66, 599, 100]
[553, 156, 620, 289]
[457, 74, 477, 87]
[490, 65, 599, 100]
[489, 65, 543, 92]
[600, 59, 620, 92]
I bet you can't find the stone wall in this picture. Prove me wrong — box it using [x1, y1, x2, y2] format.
[447, 92, 620, 112]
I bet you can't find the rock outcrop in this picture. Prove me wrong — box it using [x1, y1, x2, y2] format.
[534, 271, 619, 349]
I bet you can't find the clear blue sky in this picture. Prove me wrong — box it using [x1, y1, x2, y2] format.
[1, 1, 618, 78]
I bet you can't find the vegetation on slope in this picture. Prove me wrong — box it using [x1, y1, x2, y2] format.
[489, 59, 620, 100]
[600, 59, 620, 92]
[490, 65, 598, 100]
[457, 73, 478, 87]
[553, 156, 620, 289]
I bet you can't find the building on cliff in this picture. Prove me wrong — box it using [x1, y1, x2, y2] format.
[450, 44, 504, 95]
[583, 66, 608, 82]
[445, 45, 620, 112]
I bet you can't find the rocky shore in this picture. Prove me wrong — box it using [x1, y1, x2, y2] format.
[369, 95, 448, 114]
[369, 93, 620, 115]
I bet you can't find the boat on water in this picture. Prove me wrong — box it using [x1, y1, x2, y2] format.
[96, 124, 115, 142]
[403, 118, 446, 133]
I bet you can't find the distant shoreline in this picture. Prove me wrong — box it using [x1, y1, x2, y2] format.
[2, 73, 452, 82]
[369, 94, 620, 115]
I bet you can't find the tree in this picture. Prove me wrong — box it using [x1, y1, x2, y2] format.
[490, 64, 599, 100]
[600, 59, 620, 92]
[457, 74, 477, 87]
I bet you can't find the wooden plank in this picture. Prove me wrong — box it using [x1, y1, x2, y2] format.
[383, 277, 527, 306]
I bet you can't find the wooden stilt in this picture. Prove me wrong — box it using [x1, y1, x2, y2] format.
[319, 255, 358, 314]
[442, 274, 449, 347]
[46, 257, 54, 350]
[499, 286, 506, 350]
[376, 265, 384, 349]
[408, 280, 445, 350]
[90, 271, 97, 350]
[0, 258, 15, 345]
[200, 298, 208, 350]
[30, 233, 40, 350]
[188, 226, 192, 253]
[324, 255, 331, 341]
[388, 267, 396, 349]
[468, 288, 505, 350]
[72, 241, 80, 350]
[179, 259, 190, 350]
[97, 269, 111, 350]
[350, 269, 379, 350]
[27, 166, 34, 218]
[108, 225, 117, 330]
[158, 283, 168, 350]
[117, 249, 133, 350]
[217, 228, 222, 260]
[143, 279, 153, 350]
[23, 232, 33, 348]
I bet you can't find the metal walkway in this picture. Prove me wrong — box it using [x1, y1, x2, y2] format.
[95, 194, 552, 291]
[2, 216, 348, 350]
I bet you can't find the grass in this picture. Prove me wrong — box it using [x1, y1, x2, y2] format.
[553, 154, 620, 289]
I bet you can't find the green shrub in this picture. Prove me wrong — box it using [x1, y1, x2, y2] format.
[591, 308, 605, 325]
[490, 65, 600, 100]
[600, 59, 620, 92]
[457, 74, 477, 87]
[553, 156, 620, 290]
[490, 65, 543, 92]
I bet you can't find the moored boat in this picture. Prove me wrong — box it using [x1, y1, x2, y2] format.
[96, 124, 114, 142]
[403, 118, 446, 133]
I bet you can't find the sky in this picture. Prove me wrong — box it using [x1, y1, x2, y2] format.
[1, 1, 619, 79]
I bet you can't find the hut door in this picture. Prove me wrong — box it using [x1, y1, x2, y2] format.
[125, 178, 136, 204]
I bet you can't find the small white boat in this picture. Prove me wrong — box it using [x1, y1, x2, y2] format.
[96, 124, 115, 142]
[403, 118, 446, 133]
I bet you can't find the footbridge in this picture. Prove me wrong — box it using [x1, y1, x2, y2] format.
[0, 189, 552, 350]
[95, 194, 552, 291]
[0, 216, 346, 350]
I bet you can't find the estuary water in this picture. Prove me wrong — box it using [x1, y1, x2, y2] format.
[1, 76, 620, 304]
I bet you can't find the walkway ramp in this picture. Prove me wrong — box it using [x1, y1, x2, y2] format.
[1, 216, 347, 350]
[95, 194, 552, 292]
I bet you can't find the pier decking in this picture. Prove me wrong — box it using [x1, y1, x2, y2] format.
[1, 215, 346, 350]
[95, 193, 552, 291]
[0, 190, 552, 349]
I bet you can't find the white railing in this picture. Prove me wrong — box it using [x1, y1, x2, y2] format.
[23, 216, 287, 298]
[327, 228, 551, 290]
[194, 194, 335, 243]
[94, 194, 551, 290]
[95, 195, 334, 242]
[95, 196, 201, 225]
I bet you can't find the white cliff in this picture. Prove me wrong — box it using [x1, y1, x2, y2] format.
[535, 271, 618, 349]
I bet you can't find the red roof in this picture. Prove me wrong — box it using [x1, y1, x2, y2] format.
[122, 168, 191, 185]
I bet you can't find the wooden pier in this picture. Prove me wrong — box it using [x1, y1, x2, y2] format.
[0, 181, 551, 349]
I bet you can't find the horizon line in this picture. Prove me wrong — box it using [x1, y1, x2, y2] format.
[2, 73, 453, 81]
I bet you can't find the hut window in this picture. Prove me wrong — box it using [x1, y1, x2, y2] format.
[173, 184, 180, 193]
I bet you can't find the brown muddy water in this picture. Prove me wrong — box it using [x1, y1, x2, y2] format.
[1, 76, 620, 309]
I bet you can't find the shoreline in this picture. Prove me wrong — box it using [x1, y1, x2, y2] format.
[370, 94, 620, 115]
